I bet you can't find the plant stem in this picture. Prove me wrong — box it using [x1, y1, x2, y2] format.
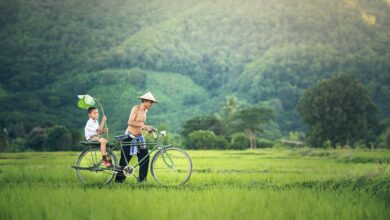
[93, 98, 110, 143]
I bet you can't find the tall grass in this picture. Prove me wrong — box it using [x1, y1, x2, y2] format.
[0, 148, 389, 219]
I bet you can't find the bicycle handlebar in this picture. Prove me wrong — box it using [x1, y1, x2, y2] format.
[148, 127, 158, 139]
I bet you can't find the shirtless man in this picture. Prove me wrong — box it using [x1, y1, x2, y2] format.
[115, 92, 158, 183]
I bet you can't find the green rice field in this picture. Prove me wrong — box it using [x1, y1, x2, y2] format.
[0, 148, 389, 220]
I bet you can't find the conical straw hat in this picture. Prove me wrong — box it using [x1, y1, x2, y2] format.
[138, 91, 159, 103]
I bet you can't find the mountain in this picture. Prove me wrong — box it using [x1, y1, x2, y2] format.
[1, 0, 389, 138]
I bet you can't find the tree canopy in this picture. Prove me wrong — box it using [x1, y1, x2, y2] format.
[229, 107, 274, 149]
[298, 73, 378, 147]
[0, 0, 389, 149]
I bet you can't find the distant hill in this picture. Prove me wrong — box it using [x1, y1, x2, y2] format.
[1, 0, 389, 137]
[50, 68, 212, 134]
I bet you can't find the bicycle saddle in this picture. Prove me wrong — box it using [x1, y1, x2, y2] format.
[79, 141, 100, 145]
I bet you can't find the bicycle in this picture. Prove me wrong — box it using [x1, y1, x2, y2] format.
[71, 129, 192, 186]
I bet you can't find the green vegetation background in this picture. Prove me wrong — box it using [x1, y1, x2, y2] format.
[1, 0, 390, 149]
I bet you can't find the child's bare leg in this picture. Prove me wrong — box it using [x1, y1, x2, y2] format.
[99, 137, 107, 156]
[99, 137, 112, 166]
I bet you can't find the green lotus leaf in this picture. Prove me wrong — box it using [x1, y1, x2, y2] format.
[77, 99, 90, 109]
[77, 94, 96, 109]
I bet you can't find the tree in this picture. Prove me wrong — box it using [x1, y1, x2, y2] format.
[222, 95, 239, 118]
[181, 116, 224, 137]
[69, 129, 82, 150]
[297, 73, 378, 147]
[25, 127, 47, 150]
[186, 130, 221, 149]
[229, 107, 274, 149]
[228, 133, 249, 150]
[44, 125, 72, 151]
[385, 129, 390, 149]
[0, 129, 8, 151]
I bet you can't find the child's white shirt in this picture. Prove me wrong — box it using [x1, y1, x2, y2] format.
[85, 118, 99, 140]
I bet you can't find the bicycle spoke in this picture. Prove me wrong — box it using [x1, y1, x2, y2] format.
[90, 151, 96, 165]
[99, 170, 115, 175]
[76, 148, 117, 185]
[84, 154, 94, 165]
[94, 151, 98, 164]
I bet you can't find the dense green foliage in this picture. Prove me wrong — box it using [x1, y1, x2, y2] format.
[181, 116, 224, 137]
[228, 107, 274, 148]
[386, 130, 390, 148]
[228, 132, 250, 149]
[378, 128, 390, 149]
[186, 130, 227, 149]
[181, 104, 274, 149]
[298, 74, 378, 147]
[1, 0, 390, 149]
[0, 148, 389, 219]
[25, 127, 47, 150]
[44, 125, 73, 151]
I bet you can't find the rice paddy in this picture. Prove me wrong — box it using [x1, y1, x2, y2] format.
[0, 148, 389, 219]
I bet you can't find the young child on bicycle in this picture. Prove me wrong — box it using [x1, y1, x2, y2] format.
[84, 106, 112, 167]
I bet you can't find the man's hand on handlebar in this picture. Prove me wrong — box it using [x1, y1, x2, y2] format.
[144, 126, 157, 133]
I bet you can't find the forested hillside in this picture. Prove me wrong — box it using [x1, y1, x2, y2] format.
[1, 0, 390, 147]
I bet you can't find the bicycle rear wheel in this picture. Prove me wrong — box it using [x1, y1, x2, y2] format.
[151, 147, 192, 186]
[75, 147, 117, 185]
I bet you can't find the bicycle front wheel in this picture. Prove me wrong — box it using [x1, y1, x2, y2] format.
[75, 147, 117, 185]
[151, 147, 192, 186]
